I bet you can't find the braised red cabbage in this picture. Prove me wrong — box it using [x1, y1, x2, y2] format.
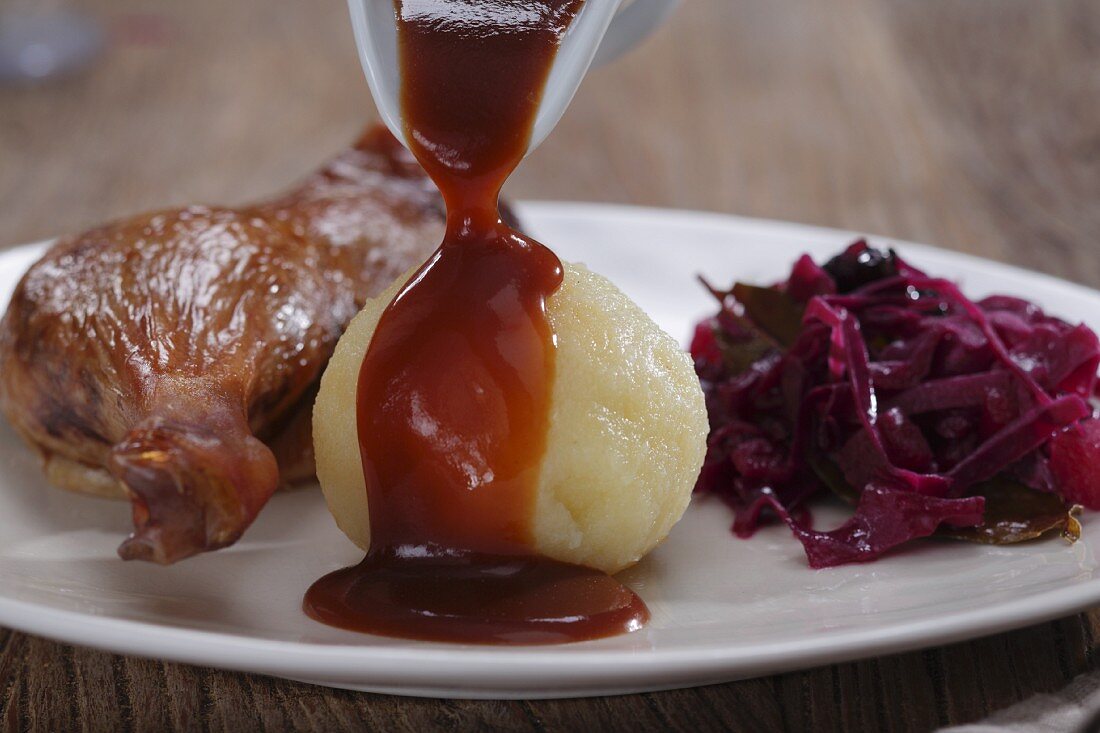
[692, 241, 1100, 567]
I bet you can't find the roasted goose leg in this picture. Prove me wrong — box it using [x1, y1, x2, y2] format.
[0, 127, 445, 563]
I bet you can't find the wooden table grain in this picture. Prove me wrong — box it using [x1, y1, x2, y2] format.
[1, 0, 1098, 730]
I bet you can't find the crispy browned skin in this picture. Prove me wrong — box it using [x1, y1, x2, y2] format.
[0, 126, 445, 564]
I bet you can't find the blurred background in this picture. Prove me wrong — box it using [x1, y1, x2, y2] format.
[0, 0, 1097, 282]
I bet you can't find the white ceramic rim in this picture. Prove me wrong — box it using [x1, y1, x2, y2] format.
[345, 0, 680, 157]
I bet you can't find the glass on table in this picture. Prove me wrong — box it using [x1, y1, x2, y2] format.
[0, 2, 102, 84]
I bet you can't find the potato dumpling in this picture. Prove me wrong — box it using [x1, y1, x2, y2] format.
[313, 262, 708, 574]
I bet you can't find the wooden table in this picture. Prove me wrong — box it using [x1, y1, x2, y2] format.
[1, 0, 1098, 729]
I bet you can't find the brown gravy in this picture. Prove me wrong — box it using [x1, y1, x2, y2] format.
[304, 0, 650, 644]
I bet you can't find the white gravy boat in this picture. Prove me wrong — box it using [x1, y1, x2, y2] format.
[347, 0, 680, 157]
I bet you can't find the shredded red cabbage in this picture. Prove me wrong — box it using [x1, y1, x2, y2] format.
[692, 241, 1100, 568]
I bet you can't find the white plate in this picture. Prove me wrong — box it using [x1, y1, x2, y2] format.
[1, 202, 1099, 700]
